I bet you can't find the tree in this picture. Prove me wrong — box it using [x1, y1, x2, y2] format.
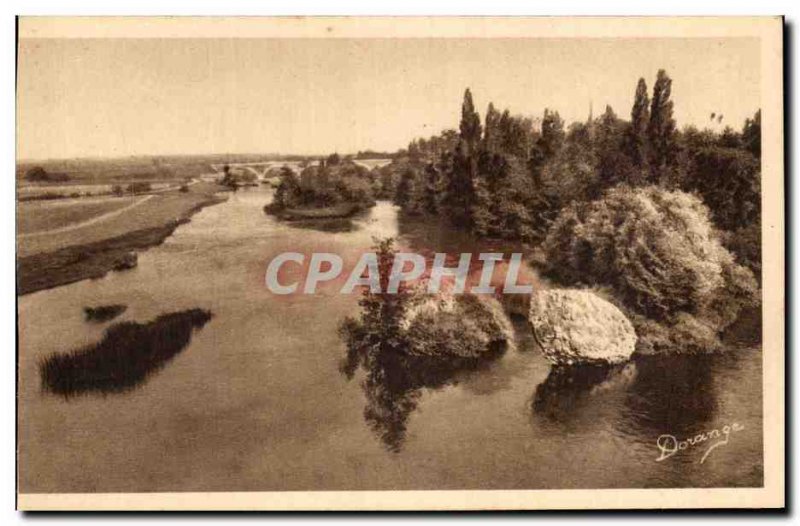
[442, 89, 482, 226]
[594, 105, 634, 191]
[421, 163, 441, 214]
[221, 164, 237, 189]
[338, 237, 413, 378]
[483, 103, 501, 153]
[647, 70, 678, 183]
[24, 166, 49, 182]
[273, 167, 302, 209]
[394, 168, 416, 209]
[742, 109, 761, 158]
[539, 109, 565, 158]
[539, 122, 597, 206]
[459, 88, 482, 154]
[625, 78, 650, 178]
[472, 149, 511, 236]
[528, 109, 565, 186]
[685, 146, 760, 231]
[718, 126, 742, 149]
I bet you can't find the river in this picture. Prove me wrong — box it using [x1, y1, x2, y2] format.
[17, 186, 763, 492]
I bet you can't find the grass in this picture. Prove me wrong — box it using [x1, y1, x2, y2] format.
[39, 308, 212, 397]
[17, 182, 224, 258]
[19, 211, 196, 295]
[17, 183, 227, 295]
[17, 197, 139, 235]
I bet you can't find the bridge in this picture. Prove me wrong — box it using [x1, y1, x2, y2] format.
[352, 159, 393, 170]
[209, 161, 314, 179]
[209, 159, 392, 180]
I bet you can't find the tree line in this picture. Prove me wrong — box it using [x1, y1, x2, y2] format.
[389, 69, 761, 275]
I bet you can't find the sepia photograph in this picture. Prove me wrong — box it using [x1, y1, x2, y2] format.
[14, 16, 784, 511]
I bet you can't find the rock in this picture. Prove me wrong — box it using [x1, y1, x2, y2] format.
[403, 292, 515, 359]
[113, 252, 138, 271]
[529, 289, 636, 365]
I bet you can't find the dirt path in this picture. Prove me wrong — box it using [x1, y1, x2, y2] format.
[18, 195, 154, 238]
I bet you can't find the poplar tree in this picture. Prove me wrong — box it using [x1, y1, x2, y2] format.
[459, 88, 482, 154]
[444, 88, 482, 226]
[647, 69, 677, 182]
[627, 78, 650, 172]
[483, 102, 501, 152]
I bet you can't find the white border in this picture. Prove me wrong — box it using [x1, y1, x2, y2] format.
[6, 6, 790, 520]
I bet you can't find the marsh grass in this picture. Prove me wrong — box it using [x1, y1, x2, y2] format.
[40, 308, 212, 397]
[83, 304, 127, 323]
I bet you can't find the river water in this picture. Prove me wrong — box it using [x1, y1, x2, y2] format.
[18, 186, 763, 492]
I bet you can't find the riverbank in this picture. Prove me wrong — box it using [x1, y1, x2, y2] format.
[17, 183, 226, 295]
[265, 202, 366, 221]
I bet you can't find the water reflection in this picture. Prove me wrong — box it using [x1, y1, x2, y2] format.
[341, 343, 505, 452]
[40, 308, 212, 398]
[397, 212, 522, 255]
[286, 218, 359, 233]
[621, 355, 719, 438]
[338, 236, 509, 451]
[532, 362, 638, 426]
[531, 354, 721, 439]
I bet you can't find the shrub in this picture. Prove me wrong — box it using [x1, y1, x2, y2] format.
[25, 166, 49, 181]
[542, 186, 758, 353]
[126, 182, 152, 194]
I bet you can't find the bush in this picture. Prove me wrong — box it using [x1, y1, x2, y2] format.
[542, 186, 758, 353]
[24, 166, 70, 182]
[126, 182, 152, 194]
[24, 166, 49, 181]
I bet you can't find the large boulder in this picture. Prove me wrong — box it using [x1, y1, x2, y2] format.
[529, 289, 636, 365]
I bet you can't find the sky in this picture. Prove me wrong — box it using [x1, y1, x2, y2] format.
[17, 37, 760, 160]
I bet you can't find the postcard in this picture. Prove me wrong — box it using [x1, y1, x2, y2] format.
[16, 16, 784, 510]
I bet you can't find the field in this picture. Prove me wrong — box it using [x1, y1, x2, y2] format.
[17, 181, 227, 294]
[17, 197, 143, 235]
[17, 182, 223, 258]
